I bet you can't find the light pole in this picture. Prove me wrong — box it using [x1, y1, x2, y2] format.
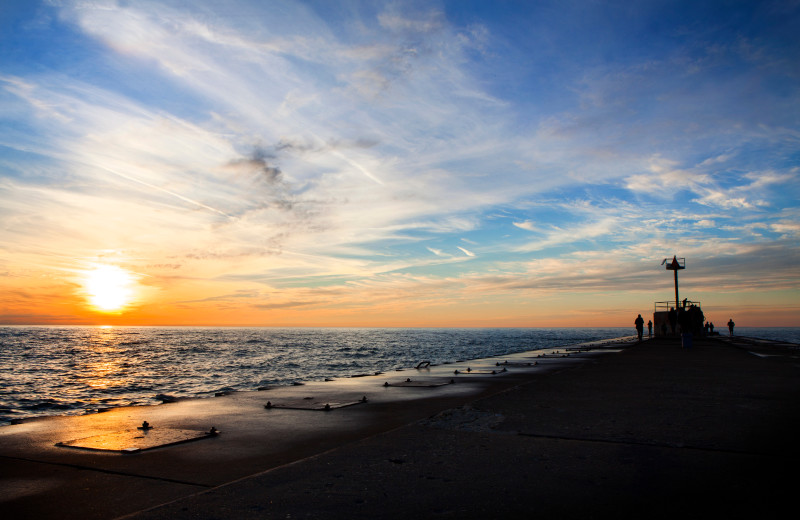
[662, 256, 685, 310]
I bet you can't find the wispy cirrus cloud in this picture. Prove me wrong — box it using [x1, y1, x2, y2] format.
[0, 0, 797, 325]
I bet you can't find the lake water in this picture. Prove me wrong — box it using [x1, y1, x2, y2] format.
[1, 326, 797, 425]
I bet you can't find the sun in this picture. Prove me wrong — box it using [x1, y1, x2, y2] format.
[83, 265, 136, 313]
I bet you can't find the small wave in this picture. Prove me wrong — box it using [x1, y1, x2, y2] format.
[27, 400, 74, 411]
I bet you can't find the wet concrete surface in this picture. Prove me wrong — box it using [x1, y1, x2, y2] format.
[3, 336, 799, 519]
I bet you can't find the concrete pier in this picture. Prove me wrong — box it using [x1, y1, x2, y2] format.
[2, 335, 799, 519]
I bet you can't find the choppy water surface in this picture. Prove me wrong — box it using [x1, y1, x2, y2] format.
[1, 326, 796, 425]
[0, 326, 626, 425]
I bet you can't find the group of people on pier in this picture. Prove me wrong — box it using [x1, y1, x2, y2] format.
[634, 311, 735, 341]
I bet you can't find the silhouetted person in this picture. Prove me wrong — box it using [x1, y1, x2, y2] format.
[668, 307, 677, 335]
[647, 320, 653, 337]
[727, 318, 735, 336]
[709, 322, 715, 334]
[678, 308, 690, 336]
[635, 314, 644, 342]
[688, 305, 704, 335]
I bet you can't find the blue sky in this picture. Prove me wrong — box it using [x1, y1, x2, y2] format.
[0, 0, 798, 326]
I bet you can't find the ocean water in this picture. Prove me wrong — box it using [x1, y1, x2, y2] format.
[1, 326, 797, 426]
[730, 327, 800, 344]
[0, 326, 628, 425]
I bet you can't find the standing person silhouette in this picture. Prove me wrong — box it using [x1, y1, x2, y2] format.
[647, 319, 653, 337]
[668, 307, 677, 335]
[727, 318, 735, 336]
[635, 314, 644, 342]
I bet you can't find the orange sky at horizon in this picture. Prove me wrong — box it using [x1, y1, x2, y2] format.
[2, 261, 796, 328]
[1, 2, 798, 330]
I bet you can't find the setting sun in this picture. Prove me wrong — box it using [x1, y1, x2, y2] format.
[83, 265, 136, 313]
[0, 1, 797, 329]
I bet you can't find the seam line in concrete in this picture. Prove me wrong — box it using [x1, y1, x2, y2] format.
[0, 455, 212, 488]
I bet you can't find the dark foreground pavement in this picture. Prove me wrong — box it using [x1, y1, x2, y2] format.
[4, 335, 800, 519]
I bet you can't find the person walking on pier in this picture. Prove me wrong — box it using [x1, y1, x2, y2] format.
[647, 319, 653, 338]
[635, 314, 644, 342]
[668, 307, 677, 335]
[727, 318, 735, 336]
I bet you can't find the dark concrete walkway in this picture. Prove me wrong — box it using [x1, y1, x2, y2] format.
[3, 335, 799, 519]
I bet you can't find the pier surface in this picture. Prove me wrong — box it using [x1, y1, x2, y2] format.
[2, 335, 799, 519]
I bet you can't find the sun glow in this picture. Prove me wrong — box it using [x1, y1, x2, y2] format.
[83, 265, 136, 312]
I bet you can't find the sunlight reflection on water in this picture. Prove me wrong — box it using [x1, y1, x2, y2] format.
[1, 326, 796, 425]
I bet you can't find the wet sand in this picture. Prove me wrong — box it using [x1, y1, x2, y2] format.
[2, 335, 799, 519]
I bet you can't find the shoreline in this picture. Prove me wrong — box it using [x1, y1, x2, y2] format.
[3, 326, 796, 427]
[5, 336, 637, 428]
[1, 331, 639, 427]
[2, 334, 799, 519]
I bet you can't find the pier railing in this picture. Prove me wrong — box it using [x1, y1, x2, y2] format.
[654, 300, 701, 312]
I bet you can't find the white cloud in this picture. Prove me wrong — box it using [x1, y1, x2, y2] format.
[694, 219, 716, 228]
[517, 217, 620, 252]
[770, 220, 800, 237]
[698, 153, 733, 167]
[624, 155, 711, 194]
[513, 220, 538, 232]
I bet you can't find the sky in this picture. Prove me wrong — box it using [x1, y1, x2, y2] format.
[0, 0, 798, 327]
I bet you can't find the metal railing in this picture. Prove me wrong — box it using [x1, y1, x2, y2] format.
[654, 300, 701, 312]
